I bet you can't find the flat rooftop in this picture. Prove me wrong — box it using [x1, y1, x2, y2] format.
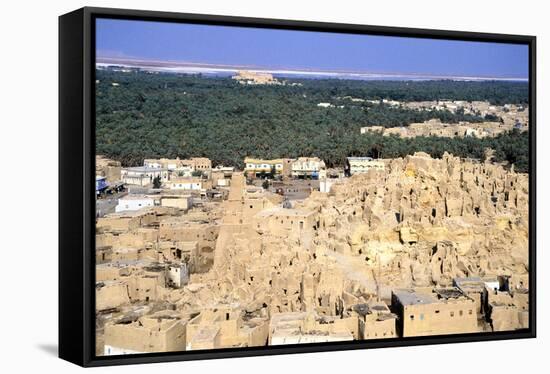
[434, 287, 467, 300]
[118, 194, 157, 200]
[393, 289, 438, 306]
[453, 277, 487, 292]
[123, 166, 168, 172]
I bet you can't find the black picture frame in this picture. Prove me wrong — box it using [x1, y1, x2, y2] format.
[59, 6, 537, 367]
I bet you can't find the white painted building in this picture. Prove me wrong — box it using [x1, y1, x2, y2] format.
[143, 157, 212, 175]
[121, 167, 169, 187]
[346, 157, 385, 175]
[115, 195, 158, 213]
[168, 178, 202, 191]
[144, 159, 178, 170]
[168, 263, 189, 288]
[291, 157, 326, 179]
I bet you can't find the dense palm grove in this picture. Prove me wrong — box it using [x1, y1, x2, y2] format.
[96, 69, 529, 172]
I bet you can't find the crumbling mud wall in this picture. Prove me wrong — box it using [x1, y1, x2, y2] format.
[96, 153, 529, 354]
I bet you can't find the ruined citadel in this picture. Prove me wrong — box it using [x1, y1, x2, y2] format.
[95, 151, 529, 355]
[232, 70, 281, 85]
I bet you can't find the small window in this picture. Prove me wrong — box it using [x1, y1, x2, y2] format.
[459, 310, 463, 317]
[410, 315, 414, 320]
[435, 310, 440, 314]
[450, 311, 455, 317]
[420, 313, 424, 321]
[468, 310, 473, 315]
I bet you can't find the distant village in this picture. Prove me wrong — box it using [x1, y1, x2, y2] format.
[95, 144, 529, 354]
[327, 99, 529, 139]
[96, 154, 383, 217]
[230, 72, 530, 137]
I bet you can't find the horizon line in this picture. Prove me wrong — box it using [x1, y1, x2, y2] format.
[95, 55, 529, 82]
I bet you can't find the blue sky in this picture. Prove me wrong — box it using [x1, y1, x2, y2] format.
[96, 18, 528, 79]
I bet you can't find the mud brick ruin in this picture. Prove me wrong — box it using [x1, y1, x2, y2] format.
[95, 151, 529, 355]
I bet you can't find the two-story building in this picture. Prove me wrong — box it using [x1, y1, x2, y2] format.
[121, 166, 169, 187]
[244, 158, 285, 178]
[291, 157, 326, 179]
[144, 157, 212, 177]
[392, 288, 479, 337]
[345, 157, 385, 176]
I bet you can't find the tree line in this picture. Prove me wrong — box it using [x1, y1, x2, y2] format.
[95, 70, 529, 173]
